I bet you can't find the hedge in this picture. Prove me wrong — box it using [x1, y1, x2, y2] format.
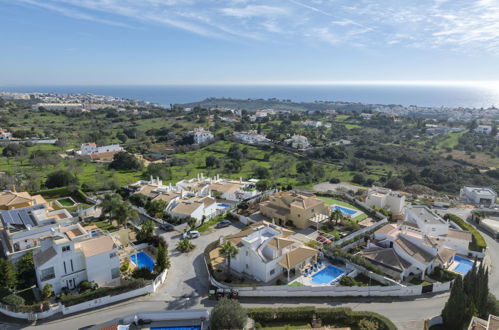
[246, 306, 397, 330]
[34, 187, 89, 202]
[444, 213, 486, 252]
[59, 278, 148, 306]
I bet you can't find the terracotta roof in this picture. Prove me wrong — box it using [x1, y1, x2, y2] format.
[135, 185, 160, 198]
[198, 196, 216, 207]
[278, 247, 318, 269]
[447, 228, 472, 242]
[33, 247, 57, 267]
[290, 196, 323, 210]
[267, 237, 294, 250]
[488, 315, 499, 330]
[395, 236, 434, 264]
[79, 236, 116, 258]
[437, 247, 456, 265]
[375, 224, 396, 235]
[152, 192, 180, 204]
[0, 192, 33, 207]
[361, 247, 411, 272]
[171, 200, 203, 216]
[89, 151, 118, 160]
[226, 228, 255, 246]
[208, 182, 242, 194]
[66, 228, 84, 239]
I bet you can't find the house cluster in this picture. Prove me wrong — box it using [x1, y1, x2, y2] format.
[221, 221, 319, 283]
[249, 109, 275, 122]
[361, 205, 473, 281]
[302, 120, 322, 128]
[188, 127, 214, 145]
[258, 191, 330, 229]
[460, 186, 497, 208]
[233, 130, 270, 145]
[0, 191, 126, 294]
[474, 125, 493, 134]
[76, 143, 124, 162]
[0, 128, 12, 140]
[284, 135, 310, 149]
[365, 186, 406, 218]
[130, 174, 261, 226]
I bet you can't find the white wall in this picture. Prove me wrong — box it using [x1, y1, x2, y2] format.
[85, 251, 120, 287]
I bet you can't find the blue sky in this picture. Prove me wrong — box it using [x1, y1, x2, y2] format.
[2, 0, 499, 85]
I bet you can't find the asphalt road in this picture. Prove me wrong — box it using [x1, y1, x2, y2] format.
[18, 210, 499, 330]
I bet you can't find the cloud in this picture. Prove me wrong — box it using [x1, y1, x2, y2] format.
[13, 0, 499, 54]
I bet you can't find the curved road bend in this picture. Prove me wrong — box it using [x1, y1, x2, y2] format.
[23, 212, 499, 330]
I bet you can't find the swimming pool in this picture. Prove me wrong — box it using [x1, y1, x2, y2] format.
[217, 203, 231, 208]
[332, 205, 357, 216]
[131, 251, 155, 272]
[453, 255, 474, 275]
[311, 265, 345, 285]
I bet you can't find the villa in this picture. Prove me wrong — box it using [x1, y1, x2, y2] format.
[285, 135, 310, 149]
[76, 143, 124, 161]
[460, 186, 497, 207]
[33, 224, 121, 294]
[188, 127, 214, 145]
[362, 205, 473, 280]
[0, 191, 49, 210]
[468, 314, 499, 330]
[233, 130, 270, 145]
[302, 120, 322, 128]
[259, 191, 330, 229]
[365, 186, 406, 217]
[0, 128, 12, 140]
[474, 125, 492, 134]
[167, 196, 217, 226]
[0, 204, 77, 262]
[223, 221, 319, 283]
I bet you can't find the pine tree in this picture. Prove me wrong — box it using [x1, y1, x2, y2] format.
[442, 277, 468, 329]
[0, 259, 18, 290]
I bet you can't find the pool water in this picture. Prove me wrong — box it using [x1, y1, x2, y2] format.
[453, 255, 474, 275]
[333, 205, 357, 216]
[311, 265, 345, 284]
[217, 203, 231, 208]
[131, 251, 155, 272]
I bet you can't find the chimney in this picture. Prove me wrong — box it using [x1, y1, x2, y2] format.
[240, 177, 242, 183]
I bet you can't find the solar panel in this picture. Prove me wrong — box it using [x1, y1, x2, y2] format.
[1, 205, 43, 229]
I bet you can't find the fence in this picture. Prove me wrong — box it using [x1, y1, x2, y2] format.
[0, 270, 168, 320]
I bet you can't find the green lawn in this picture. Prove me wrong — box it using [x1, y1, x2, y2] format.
[261, 322, 311, 330]
[86, 220, 119, 232]
[197, 215, 226, 233]
[288, 281, 304, 287]
[316, 196, 367, 222]
[57, 197, 76, 206]
[435, 130, 467, 149]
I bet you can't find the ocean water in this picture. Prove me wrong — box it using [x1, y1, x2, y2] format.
[3, 84, 499, 108]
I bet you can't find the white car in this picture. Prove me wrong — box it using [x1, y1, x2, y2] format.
[182, 230, 200, 239]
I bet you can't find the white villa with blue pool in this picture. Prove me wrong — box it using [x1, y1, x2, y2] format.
[361, 205, 475, 281]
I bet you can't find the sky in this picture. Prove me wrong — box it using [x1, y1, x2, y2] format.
[1, 0, 499, 85]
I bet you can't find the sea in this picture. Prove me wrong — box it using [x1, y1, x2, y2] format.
[2, 84, 499, 109]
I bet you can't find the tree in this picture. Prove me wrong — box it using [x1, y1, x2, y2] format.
[210, 298, 247, 330]
[352, 173, 365, 185]
[145, 199, 167, 218]
[137, 220, 155, 241]
[256, 179, 271, 192]
[16, 251, 35, 288]
[109, 152, 143, 171]
[205, 155, 217, 168]
[385, 177, 404, 190]
[329, 208, 343, 227]
[253, 166, 270, 179]
[176, 238, 195, 252]
[116, 132, 128, 143]
[114, 201, 137, 228]
[41, 284, 53, 300]
[0, 259, 17, 289]
[220, 241, 239, 277]
[358, 319, 379, 330]
[45, 169, 78, 188]
[2, 144, 27, 158]
[145, 163, 171, 180]
[154, 243, 170, 273]
[100, 194, 123, 223]
[442, 277, 470, 329]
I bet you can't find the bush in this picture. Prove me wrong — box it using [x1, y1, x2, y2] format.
[42, 284, 53, 300]
[1, 294, 25, 307]
[132, 267, 155, 280]
[45, 170, 78, 188]
[444, 213, 486, 252]
[78, 281, 97, 293]
[211, 298, 247, 330]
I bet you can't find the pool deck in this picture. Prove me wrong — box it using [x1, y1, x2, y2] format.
[331, 204, 363, 219]
[447, 256, 478, 275]
[290, 261, 350, 287]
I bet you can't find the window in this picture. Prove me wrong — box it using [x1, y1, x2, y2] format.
[109, 252, 117, 259]
[63, 261, 67, 274]
[111, 267, 120, 279]
[270, 269, 275, 275]
[70, 259, 74, 272]
[246, 264, 249, 269]
[40, 267, 55, 281]
[245, 251, 249, 256]
[62, 246, 70, 252]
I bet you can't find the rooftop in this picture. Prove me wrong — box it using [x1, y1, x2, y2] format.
[395, 236, 434, 264]
[78, 236, 117, 258]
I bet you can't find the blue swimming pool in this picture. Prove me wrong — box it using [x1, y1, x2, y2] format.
[131, 251, 155, 272]
[453, 255, 474, 275]
[311, 265, 345, 285]
[333, 205, 357, 216]
[217, 203, 231, 208]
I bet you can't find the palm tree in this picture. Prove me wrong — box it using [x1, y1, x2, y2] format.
[100, 193, 121, 223]
[220, 241, 239, 277]
[329, 209, 343, 228]
[114, 202, 138, 228]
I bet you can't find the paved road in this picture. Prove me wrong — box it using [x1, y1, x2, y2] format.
[20, 211, 499, 330]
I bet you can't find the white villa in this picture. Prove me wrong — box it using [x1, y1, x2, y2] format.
[362, 205, 472, 281]
[167, 196, 217, 226]
[0, 204, 77, 262]
[285, 135, 310, 149]
[474, 125, 492, 134]
[302, 120, 322, 128]
[77, 143, 124, 156]
[188, 127, 214, 145]
[0, 128, 12, 140]
[460, 187, 497, 208]
[224, 222, 319, 283]
[234, 131, 270, 145]
[365, 187, 406, 217]
[33, 224, 121, 294]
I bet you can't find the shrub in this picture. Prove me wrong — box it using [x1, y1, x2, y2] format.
[444, 213, 486, 252]
[78, 281, 97, 293]
[1, 294, 25, 307]
[42, 284, 53, 300]
[132, 267, 155, 280]
[211, 298, 247, 330]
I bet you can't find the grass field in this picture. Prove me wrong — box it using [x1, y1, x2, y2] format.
[57, 197, 76, 206]
[316, 196, 367, 222]
[435, 130, 467, 149]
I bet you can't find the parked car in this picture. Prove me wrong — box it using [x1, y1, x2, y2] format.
[182, 230, 200, 239]
[215, 220, 232, 228]
[316, 235, 331, 245]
